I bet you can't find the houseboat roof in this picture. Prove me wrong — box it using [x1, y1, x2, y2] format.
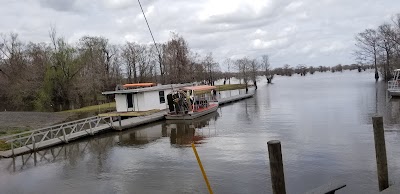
[182, 85, 216, 91]
[102, 83, 193, 95]
[123, 83, 156, 88]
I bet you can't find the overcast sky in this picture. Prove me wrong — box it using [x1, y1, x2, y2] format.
[1, 0, 400, 69]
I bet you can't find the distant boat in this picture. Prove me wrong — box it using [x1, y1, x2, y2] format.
[388, 69, 400, 97]
[165, 85, 218, 120]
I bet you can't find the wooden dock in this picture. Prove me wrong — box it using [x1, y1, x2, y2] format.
[218, 93, 254, 105]
[113, 110, 167, 130]
[98, 109, 161, 117]
[0, 94, 253, 157]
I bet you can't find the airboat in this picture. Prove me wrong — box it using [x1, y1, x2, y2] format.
[165, 85, 218, 120]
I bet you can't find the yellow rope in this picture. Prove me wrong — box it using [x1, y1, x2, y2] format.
[191, 143, 214, 194]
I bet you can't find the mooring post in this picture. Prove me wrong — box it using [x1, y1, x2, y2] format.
[32, 136, 36, 151]
[268, 140, 286, 194]
[372, 116, 389, 191]
[170, 128, 177, 144]
[34, 152, 37, 166]
[11, 141, 14, 156]
[118, 116, 122, 130]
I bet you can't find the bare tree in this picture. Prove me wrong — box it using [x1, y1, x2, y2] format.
[355, 29, 380, 81]
[163, 33, 191, 84]
[378, 23, 396, 81]
[250, 59, 260, 89]
[202, 53, 219, 86]
[261, 55, 273, 83]
[235, 57, 251, 93]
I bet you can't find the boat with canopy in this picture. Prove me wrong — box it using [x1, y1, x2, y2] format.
[165, 85, 218, 120]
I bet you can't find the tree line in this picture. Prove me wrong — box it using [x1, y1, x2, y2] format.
[268, 63, 372, 76]
[0, 30, 223, 111]
[354, 13, 400, 81]
[2, 17, 387, 112]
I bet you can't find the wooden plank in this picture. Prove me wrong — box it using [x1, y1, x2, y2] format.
[303, 180, 346, 194]
[219, 94, 253, 105]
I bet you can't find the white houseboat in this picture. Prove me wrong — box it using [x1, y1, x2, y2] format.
[102, 83, 192, 112]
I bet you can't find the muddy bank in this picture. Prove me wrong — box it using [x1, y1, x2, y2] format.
[0, 112, 71, 132]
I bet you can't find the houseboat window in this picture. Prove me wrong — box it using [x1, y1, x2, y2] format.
[159, 91, 165, 103]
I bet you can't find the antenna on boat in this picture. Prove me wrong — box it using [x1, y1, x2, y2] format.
[137, 0, 163, 81]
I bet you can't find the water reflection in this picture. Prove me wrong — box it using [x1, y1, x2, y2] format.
[2, 112, 220, 174]
[5, 72, 400, 193]
[1, 135, 116, 173]
[372, 81, 400, 128]
[167, 112, 219, 146]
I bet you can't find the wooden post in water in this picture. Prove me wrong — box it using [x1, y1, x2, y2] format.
[32, 136, 36, 151]
[118, 116, 122, 130]
[268, 140, 286, 194]
[372, 116, 389, 191]
[170, 128, 177, 144]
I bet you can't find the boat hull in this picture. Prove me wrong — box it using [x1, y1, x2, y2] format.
[165, 104, 218, 120]
[388, 90, 400, 97]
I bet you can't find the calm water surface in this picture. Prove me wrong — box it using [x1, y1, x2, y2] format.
[1, 70, 400, 194]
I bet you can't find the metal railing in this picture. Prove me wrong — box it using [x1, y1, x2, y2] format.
[388, 80, 400, 90]
[0, 116, 113, 155]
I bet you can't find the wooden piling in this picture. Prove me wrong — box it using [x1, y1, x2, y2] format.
[32, 137, 36, 151]
[268, 140, 286, 194]
[118, 116, 122, 130]
[372, 116, 389, 191]
[170, 128, 177, 144]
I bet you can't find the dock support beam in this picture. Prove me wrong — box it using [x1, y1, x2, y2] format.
[32, 137, 36, 151]
[118, 116, 122, 130]
[372, 116, 389, 191]
[268, 140, 286, 194]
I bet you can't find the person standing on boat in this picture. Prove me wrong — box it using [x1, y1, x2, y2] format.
[211, 89, 217, 101]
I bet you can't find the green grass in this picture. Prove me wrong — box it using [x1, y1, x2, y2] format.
[0, 127, 32, 151]
[0, 140, 10, 151]
[62, 102, 116, 114]
[0, 127, 31, 137]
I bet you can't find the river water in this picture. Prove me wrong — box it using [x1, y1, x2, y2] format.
[1, 70, 400, 194]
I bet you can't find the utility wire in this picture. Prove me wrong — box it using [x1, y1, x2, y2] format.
[137, 0, 162, 60]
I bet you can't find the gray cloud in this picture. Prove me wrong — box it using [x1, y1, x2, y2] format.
[1, 0, 400, 68]
[38, 0, 78, 12]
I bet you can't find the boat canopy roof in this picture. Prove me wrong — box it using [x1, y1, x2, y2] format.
[182, 85, 216, 91]
[123, 83, 156, 88]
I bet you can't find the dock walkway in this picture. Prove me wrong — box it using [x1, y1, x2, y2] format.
[218, 93, 254, 105]
[0, 93, 254, 157]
